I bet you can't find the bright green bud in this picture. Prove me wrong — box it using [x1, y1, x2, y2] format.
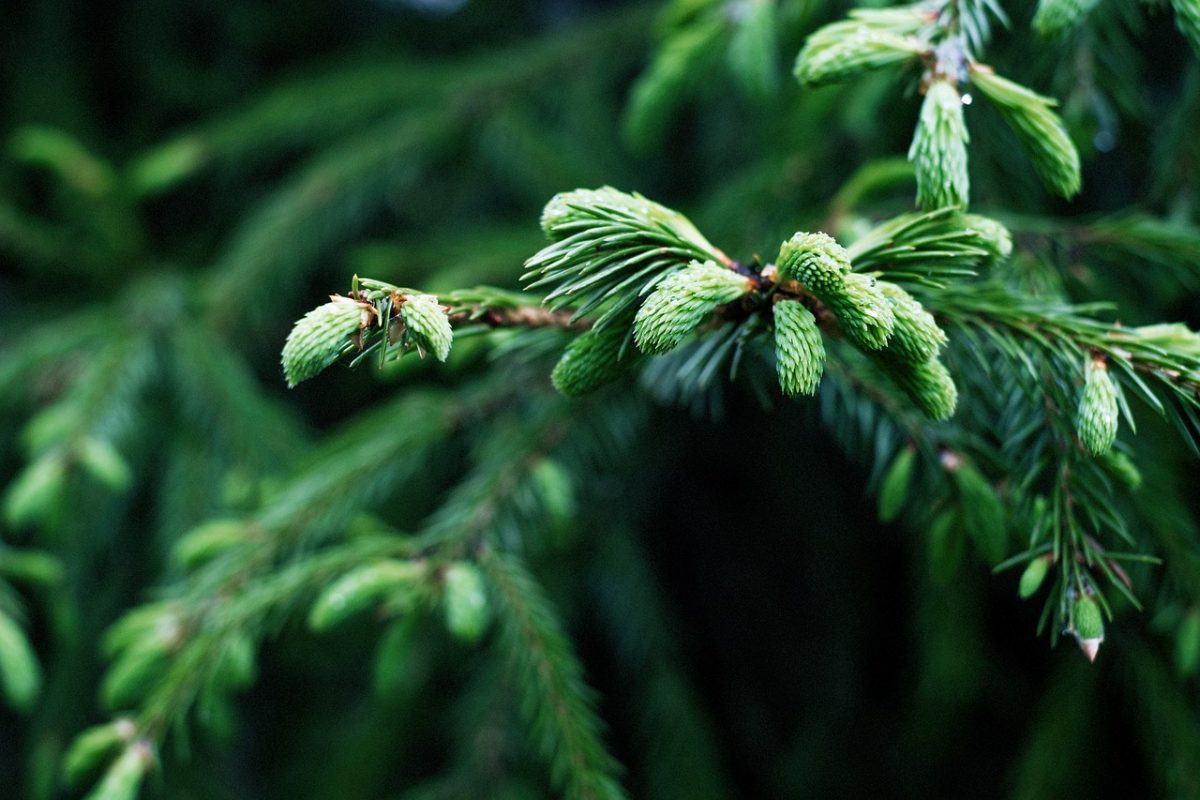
[64, 720, 137, 788]
[827, 273, 896, 351]
[3, 451, 67, 529]
[1033, 0, 1102, 36]
[927, 510, 964, 584]
[793, 8, 929, 87]
[634, 261, 752, 355]
[877, 281, 947, 363]
[399, 294, 453, 362]
[443, 562, 490, 643]
[959, 213, 1013, 262]
[1018, 557, 1051, 599]
[1072, 595, 1104, 661]
[76, 438, 132, 492]
[127, 136, 207, 197]
[1099, 450, 1141, 490]
[1173, 0, 1200, 57]
[878, 446, 915, 523]
[281, 296, 372, 387]
[530, 458, 575, 532]
[909, 79, 970, 210]
[776, 231, 851, 292]
[969, 68, 1081, 198]
[102, 640, 172, 710]
[1177, 610, 1200, 676]
[83, 742, 152, 800]
[881, 355, 959, 420]
[214, 633, 256, 689]
[172, 519, 246, 571]
[0, 611, 40, 712]
[552, 321, 635, 397]
[1078, 357, 1118, 456]
[0, 548, 63, 587]
[775, 233, 884, 354]
[952, 462, 1007, 564]
[309, 560, 425, 632]
[773, 299, 826, 397]
[373, 616, 420, 697]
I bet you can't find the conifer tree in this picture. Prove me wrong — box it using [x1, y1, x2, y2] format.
[3, 1, 1200, 798]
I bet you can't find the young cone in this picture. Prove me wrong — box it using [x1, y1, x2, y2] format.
[633, 261, 753, 355]
[826, 273, 896, 352]
[1072, 595, 1105, 662]
[398, 294, 453, 361]
[969, 68, 1081, 198]
[1078, 356, 1118, 455]
[281, 296, 374, 387]
[776, 231, 851, 292]
[773, 299, 826, 397]
[877, 354, 959, 420]
[309, 561, 425, 632]
[793, 8, 929, 87]
[552, 321, 635, 397]
[443, 562, 491, 643]
[1018, 557, 1051, 599]
[909, 79, 970, 210]
[877, 281, 947, 363]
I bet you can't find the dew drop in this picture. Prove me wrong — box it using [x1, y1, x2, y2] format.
[961, 93, 973, 106]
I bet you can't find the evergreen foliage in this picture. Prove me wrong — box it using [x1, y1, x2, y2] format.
[3, 1, 1200, 798]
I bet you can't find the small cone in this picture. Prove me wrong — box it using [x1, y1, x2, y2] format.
[1071, 596, 1105, 662]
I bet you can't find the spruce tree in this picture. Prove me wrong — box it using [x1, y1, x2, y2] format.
[3, 1, 1200, 798]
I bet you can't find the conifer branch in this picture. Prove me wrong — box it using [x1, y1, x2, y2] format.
[792, 0, 1079, 205]
[481, 549, 627, 800]
[10, 3, 1200, 796]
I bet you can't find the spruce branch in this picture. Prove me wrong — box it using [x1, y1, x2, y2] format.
[283, 183, 1200, 666]
[281, 281, 577, 386]
[588, 531, 732, 800]
[126, 10, 652, 198]
[482, 549, 627, 800]
[934, 285, 1200, 447]
[4, 334, 152, 529]
[793, 1, 1078, 207]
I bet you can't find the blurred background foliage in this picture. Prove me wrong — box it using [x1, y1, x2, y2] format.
[1, 0, 1200, 798]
